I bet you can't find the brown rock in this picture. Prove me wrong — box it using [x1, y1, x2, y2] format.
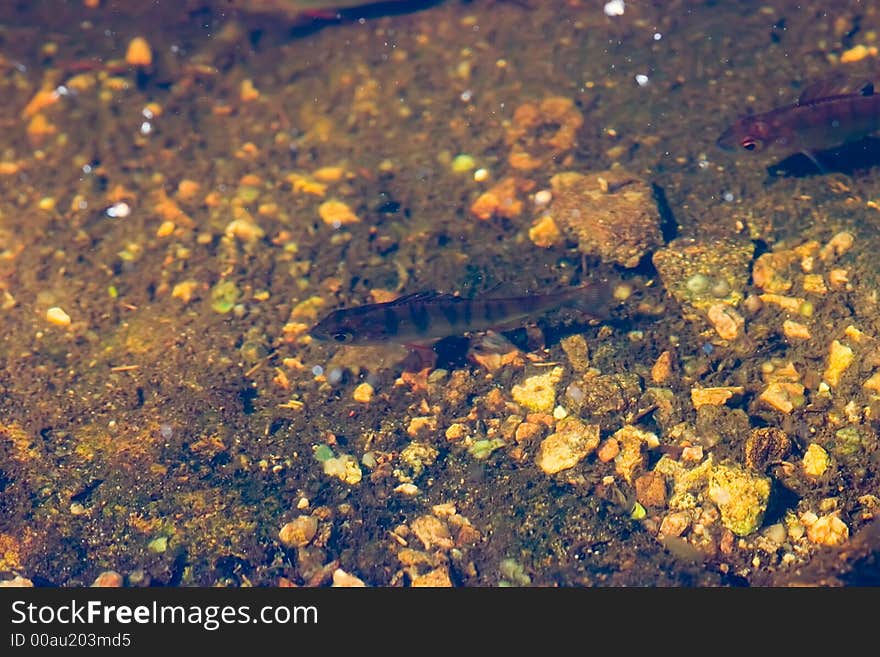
[744, 427, 791, 471]
[549, 169, 662, 267]
[635, 471, 667, 508]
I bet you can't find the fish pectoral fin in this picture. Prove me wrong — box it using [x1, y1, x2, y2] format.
[800, 149, 828, 174]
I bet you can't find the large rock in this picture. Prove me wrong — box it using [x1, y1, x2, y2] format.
[549, 169, 663, 267]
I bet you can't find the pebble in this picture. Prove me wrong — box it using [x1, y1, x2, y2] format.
[706, 303, 744, 340]
[613, 425, 658, 483]
[708, 464, 770, 536]
[352, 382, 374, 403]
[148, 536, 168, 553]
[528, 214, 564, 248]
[802, 443, 830, 478]
[279, 515, 319, 548]
[331, 568, 366, 587]
[782, 319, 811, 340]
[322, 454, 362, 485]
[535, 417, 600, 474]
[319, 199, 360, 226]
[511, 366, 564, 413]
[411, 567, 453, 587]
[690, 386, 743, 409]
[91, 570, 124, 587]
[394, 483, 420, 496]
[125, 36, 153, 66]
[0, 575, 33, 587]
[46, 306, 71, 326]
[823, 340, 854, 388]
[758, 381, 805, 414]
[596, 437, 620, 462]
[410, 515, 454, 551]
[635, 471, 667, 507]
[806, 514, 849, 546]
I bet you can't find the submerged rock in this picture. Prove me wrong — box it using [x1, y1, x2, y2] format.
[535, 417, 600, 474]
[708, 463, 771, 537]
[549, 169, 663, 267]
[511, 366, 564, 413]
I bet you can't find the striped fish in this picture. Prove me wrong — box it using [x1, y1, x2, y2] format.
[308, 283, 610, 346]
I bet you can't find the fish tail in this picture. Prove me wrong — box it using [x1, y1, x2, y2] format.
[560, 281, 613, 320]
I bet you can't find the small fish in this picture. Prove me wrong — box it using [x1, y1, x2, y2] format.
[309, 283, 610, 346]
[716, 77, 880, 169]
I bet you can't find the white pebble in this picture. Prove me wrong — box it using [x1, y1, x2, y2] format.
[604, 0, 625, 16]
[534, 189, 552, 207]
[106, 202, 131, 218]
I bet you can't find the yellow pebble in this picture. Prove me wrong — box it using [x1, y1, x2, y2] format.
[528, 214, 563, 248]
[823, 339, 854, 388]
[156, 220, 175, 237]
[240, 79, 260, 102]
[803, 443, 830, 477]
[171, 281, 198, 303]
[840, 44, 877, 64]
[313, 166, 345, 182]
[125, 36, 153, 67]
[46, 306, 71, 326]
[353, 382, 374, 403]
[175, 179, 201, 202]
[319, 199, 360, 226]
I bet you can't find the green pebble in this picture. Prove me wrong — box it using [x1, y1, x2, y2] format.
[685, 274, 710, 294]
[236, 185, 261, 203]
[468, 438, 506, 460]
[148, 536, 168, 553]
[834, 427, 862, 456]
[631, 502, 647, 520]
[313, 444, 334, 462]
[210, 279, 240, 313]
[451, 154, 476, 173]
[108, 285, 118, 298]
[499, 558, 531, 586]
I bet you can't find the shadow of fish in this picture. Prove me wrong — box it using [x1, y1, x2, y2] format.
[309, 283, 610, 346]
[716, 77, 880, 171]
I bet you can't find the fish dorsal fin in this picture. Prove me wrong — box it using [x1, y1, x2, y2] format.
[798, 76, 875, 104]
[385, 290, 457, 306]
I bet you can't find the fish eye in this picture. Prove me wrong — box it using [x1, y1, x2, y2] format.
[332, 331, 353, 343]
[741, 138, 760, 151]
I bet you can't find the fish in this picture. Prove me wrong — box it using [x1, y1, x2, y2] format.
[308, 283, 610, 346]
[716, 77, 880, 169]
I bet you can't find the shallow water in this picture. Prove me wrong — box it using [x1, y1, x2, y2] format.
[1, 0, 879, 587]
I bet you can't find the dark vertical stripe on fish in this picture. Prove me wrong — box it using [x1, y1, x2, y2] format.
[440, 302, 459, 328]
[463, 298, 473, 329]
[483, 300, 494, 324]
[409, 301, 430, 335]
[383, 307, 399, 336]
